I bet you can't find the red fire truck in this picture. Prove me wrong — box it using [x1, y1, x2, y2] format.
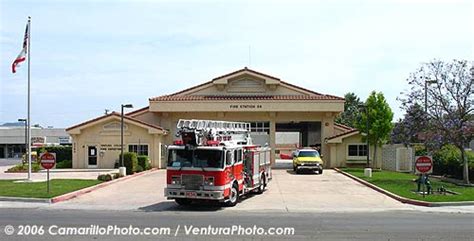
[164, 119, 272, 206]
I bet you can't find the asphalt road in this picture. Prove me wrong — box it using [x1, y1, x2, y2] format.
[0, 209, 473, 241]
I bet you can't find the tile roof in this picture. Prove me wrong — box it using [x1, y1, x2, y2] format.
[326, 129, 359, 140]
[334, 123, 356, 131]
[150, 94, 344, 101]
[126, 106, 149, 117]
[66, 112, 164, 132]
[149, 67, 344, 101]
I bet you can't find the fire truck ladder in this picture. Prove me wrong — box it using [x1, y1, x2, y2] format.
[176, 119, 251, 145]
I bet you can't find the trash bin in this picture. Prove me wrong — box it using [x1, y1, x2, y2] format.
[364, 168, 372, 177]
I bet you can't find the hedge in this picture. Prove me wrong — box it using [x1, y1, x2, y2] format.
[432, 144, 474, 182]
[56, 160, 72, 169]
[137, 155, 151, 171]
[38, 146, 72, 163]
[120, 152, 138, 175]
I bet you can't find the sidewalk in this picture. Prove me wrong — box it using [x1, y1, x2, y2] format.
[0, 165, 118, 181]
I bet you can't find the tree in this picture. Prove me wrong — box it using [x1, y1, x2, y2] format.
[335, 92, 363, 127]
[391, 103, 427, 145]
[399, 59, 473, 184]
[357, 91, 394, 167]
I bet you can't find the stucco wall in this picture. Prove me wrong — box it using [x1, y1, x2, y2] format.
[131, 111, 161, 126]
[331, 134, 382, 168]
[71, 120, 163, 169]
[185, 78, 306, 96]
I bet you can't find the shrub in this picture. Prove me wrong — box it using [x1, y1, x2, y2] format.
[38, 146, 72, 162]
[56, 160, 72, 169]
[7, 163, 41, 173]
[433, 144, 474, 181]
[119, 152, 138, 175]
[97, 174, 113, 182]
[135, 165, 144, 173]
[113, 173, 124, 179]
[137, 155, 151, 171]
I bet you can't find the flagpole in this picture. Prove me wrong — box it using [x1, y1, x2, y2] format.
[27, 16, 32, 181]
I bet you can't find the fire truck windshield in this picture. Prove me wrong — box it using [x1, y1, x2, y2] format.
[167, 149, 224, 169]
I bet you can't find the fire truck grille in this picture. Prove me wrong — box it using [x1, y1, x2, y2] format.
[181, 174, 203, 190]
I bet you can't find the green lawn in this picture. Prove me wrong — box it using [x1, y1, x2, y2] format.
[0, 179, 102, 199]
[341, 168, 474, 202]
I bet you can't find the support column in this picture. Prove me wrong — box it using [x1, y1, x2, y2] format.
[321, 113, 335, 168]
[269, 113, 276, 166]
[152, 134, 158, 168]
[329, 144, 337, 168]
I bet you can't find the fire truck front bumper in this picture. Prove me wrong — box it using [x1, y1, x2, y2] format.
[165, 188, 225, 201]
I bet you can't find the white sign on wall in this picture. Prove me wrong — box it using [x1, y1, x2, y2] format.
[58, 136, 71, 144]
[31, 136, 45, 145]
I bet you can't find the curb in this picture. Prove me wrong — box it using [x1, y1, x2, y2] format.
[0, 196, 51, 203]
[51, 168, 160, 203]
[334, 168, 474, 207]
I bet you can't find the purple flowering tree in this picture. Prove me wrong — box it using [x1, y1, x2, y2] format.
[391, 104, 427, 146]
[399, 59, 473, 184]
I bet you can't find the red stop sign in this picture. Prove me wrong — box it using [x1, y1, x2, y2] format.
[415, 156, 433, 173]
[40, 152, 56, 169]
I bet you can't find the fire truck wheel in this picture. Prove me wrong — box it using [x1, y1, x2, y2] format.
[256, 175, 266, 194]
[226, 183, 239, 207]
[175, 198, 192, 206]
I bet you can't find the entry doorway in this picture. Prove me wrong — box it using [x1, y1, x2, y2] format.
[87, 146, 98, 168]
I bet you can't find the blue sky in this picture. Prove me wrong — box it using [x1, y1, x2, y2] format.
[1, 0, 472, 128]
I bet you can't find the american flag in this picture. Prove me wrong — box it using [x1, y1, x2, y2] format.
[12, 22, 29, 74]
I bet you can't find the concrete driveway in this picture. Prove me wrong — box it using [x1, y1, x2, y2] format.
[51, 168, 410, 212]
[236, 169, 408, 212]
[53, 169, 169, 210]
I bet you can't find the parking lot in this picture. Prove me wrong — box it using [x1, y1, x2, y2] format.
[52, 167, 410, 212]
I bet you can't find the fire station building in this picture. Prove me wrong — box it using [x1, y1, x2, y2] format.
[67, 68, 380, 169]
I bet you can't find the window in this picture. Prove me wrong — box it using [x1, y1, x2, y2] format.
[161, 144, 167, 160]
[297, 150, 320, 157]
[128, 144, 148, 156]
[249, 122, 270, 134]
[167, 149, 224, 168]
[348, 144, 368, 157]
[234, 149, 243, 163]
